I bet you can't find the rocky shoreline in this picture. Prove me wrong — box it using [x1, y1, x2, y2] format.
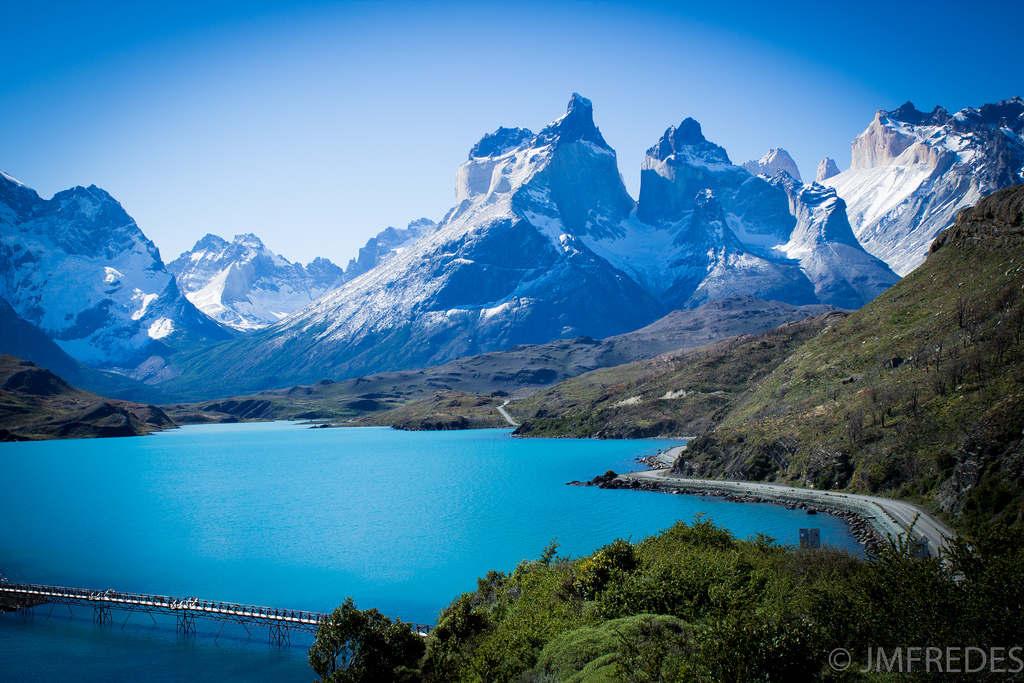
[568, 468, 886, 554]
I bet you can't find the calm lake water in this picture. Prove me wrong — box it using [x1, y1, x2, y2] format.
[0, 422, 860, 680]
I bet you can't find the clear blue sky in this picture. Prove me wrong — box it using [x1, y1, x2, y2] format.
[2, 0, 1021, 265]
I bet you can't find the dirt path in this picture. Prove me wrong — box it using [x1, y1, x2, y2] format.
[496, 400, 519, 428]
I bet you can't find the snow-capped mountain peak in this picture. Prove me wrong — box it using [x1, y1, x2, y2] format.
[453, 93, 633, 239]
[0, 174, 229, 372]
[535, 92, 610, 148]
[168, 233, 345, 330]
[343, 218, 439, 281]
[743, 148, 802, 181]
[166, 94, 662, 391]
[826, 96, 1024, 274]
[646, 117, 732, 166]
[468, 127, 534, 159]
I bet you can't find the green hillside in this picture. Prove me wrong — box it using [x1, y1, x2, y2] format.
[511, 314, 837, 438]
[0, 356, 174, 440]
[316, 519, 1024, 682]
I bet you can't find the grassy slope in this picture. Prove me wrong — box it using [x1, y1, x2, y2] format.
[0, 355, 174, 440]
[349, 391, 508, 430]
[510, 315, 837, 438]
[677, 185, 1024, 530]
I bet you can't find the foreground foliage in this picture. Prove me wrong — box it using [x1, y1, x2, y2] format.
[309, 598, 425, 682]
[313, 519, 1024, 681]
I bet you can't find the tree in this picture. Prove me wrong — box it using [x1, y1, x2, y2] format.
[309, 598, 425, 682]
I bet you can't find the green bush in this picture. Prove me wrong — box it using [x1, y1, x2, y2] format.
[411, 519, 1024, 682]
[309, 597, 425, 682]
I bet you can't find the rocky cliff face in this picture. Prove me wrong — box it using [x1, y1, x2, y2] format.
[0, 172, 230, 375]
[586, 121, 816, 309]
[770, 175, 900, 308]
[826, 97, 1024, 275]
[168, 233, 345, 330]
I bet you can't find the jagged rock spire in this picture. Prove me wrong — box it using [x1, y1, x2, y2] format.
[536, 92, 609, 147]
[815, 157, 840, 182]
[645, 117, 730, 164]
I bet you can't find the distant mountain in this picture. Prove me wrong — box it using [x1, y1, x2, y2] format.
[815, 157, 840, 183]
[742, 148, 802, 181]
[168, 233, 345, 330]
[0, 172, 231, 377]
[343, 218, 438, 281]
[825, 97, 1024, 275]
[591, 125, 819, 308]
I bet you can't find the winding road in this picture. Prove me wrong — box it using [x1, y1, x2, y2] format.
[621, 469, 955, 556]
[496, 400, 519, 428]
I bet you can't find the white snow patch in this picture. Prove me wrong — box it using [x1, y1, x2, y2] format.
[660, 389, 689, 400]
[480, 301, 512, 320]
[130, 289, 158, 320]
[147, 317, 174, 339]
[103, 266, 124, 285]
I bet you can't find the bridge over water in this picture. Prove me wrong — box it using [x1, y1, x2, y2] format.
[0, 581, 431, 646]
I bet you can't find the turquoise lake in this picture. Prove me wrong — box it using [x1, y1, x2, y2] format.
[0, 422, 860, 680]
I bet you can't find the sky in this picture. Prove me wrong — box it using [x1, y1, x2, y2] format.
[1, 0, 1021, 265]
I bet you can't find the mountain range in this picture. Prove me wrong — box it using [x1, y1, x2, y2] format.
[167, 219, 441, 331]
[168, 233, 346, 330]
[0, 172, 230, 382]
[1, 93, 1020, 401]
[154, 95, 902, 397]
[824, 97, 1024, 275]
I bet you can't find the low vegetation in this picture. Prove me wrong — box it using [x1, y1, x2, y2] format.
[0, 355, 173, 440]
[511, 315, 835, 438]
[313, 519, 1024, 681]
[309, 597, 425, 682]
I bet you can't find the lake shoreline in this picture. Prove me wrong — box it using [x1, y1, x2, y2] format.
[570, 464, 892, 554]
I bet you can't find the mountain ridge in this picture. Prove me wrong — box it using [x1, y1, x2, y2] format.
[826, 96, 1024, 274]
[168, 232, 346, 330]
[0, 173, 232, 377]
